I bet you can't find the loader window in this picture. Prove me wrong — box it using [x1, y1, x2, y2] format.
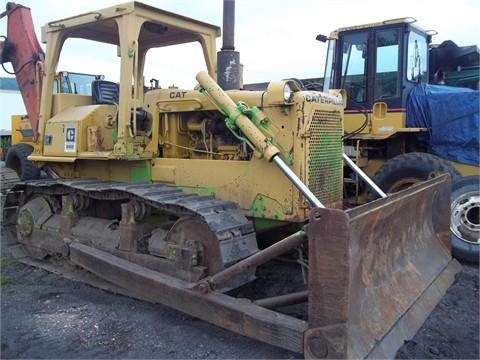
[53, 72, 98, 95]
[374, 29, 400, 100]
[59, 73, 70, 93]
[407, 32, 428, 83]
[340, 33, 368, 103]
[52, 79, 59, 94]
[323, 39, 336, 92]
[64, 72, 97, 96]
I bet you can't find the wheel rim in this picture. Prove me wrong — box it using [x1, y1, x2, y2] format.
[450, 191, 480, 245]
[388, 177, 422, 193]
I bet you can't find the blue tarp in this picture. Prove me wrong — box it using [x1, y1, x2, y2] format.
[407, 84, 479, 166]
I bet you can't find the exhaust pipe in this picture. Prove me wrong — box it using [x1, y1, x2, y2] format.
[217, 0, 241, 90]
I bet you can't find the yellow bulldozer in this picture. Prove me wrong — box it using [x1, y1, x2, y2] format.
[0, 1, 462, 358]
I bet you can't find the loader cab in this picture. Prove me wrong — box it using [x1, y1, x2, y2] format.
[323, 18, 431, 110]
[54, 72, 101, 96]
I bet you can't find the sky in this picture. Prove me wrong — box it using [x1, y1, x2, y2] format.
[1, 0, 479, 129]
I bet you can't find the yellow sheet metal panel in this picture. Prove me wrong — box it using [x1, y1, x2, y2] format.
[11, 114, 33, 145]
[43, 105, 116, 157]
[152, 157, 297, 222]
[52, 94, 92, 115]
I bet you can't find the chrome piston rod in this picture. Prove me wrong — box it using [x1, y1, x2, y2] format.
[272, 155, 325, 208]
[342, 153, 387, 198]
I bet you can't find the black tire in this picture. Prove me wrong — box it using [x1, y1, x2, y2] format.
[450, 175, 479, 263]
[369, 152, 461, 200]
[5, 143, 40, 181]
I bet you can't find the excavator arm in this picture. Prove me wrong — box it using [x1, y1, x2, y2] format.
[0, 2, 44, 138]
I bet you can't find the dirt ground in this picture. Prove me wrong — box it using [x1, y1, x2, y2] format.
[0, 230, 478, 359]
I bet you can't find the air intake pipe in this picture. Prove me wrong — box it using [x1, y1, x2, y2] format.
[217, 0, 241, 90]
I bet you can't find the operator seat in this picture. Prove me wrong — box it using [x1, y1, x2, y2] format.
[91, 80, 149, 132]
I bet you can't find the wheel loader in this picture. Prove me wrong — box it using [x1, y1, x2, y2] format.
[0, 2, 461, 358]
[314, 18, 479, 263]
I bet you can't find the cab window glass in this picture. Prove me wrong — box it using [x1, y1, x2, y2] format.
[340, 32, 368, 103]
[67, 73, 97, 95]
[375, 29, 400, 99]
[52, 79, 59, 94]
[323, 39, 336, 92]
[60, 73, 70, 93]
[407, 32, 428, 82]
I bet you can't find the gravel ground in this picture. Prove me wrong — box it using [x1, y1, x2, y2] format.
[1, 231, 478, 359]
[0, 241, 299, 359]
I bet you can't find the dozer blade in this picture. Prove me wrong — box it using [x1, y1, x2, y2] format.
[304, 174, 462, 359]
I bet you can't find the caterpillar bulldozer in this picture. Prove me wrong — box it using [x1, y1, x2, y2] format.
[0, 2, 462, 358]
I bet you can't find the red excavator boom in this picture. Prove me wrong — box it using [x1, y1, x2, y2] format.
[0, 2, 44, 137]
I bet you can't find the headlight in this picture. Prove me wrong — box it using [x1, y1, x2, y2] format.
[283, 83, 293, 103]
[266, 80, 300, 105]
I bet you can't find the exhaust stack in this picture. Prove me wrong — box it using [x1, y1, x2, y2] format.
[217, 0, 240, 90]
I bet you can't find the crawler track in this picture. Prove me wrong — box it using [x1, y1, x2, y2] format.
[15, 178, 256, 247]
[0, 167, 20, 194]
[1, 167, 20, 237]
[3, 175, 258, 287]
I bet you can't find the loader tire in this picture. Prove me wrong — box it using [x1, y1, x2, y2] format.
[369, 152, 460, 201]
[450, 175, 479, 263]
[5, 143, 40, 181]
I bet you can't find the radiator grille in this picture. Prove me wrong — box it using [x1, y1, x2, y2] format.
[307, 109, 343, 205]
